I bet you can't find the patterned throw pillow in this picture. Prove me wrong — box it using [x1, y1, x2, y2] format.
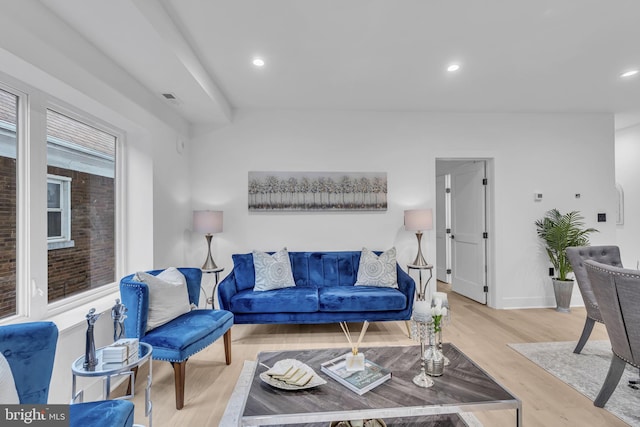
[355, 247, 398, 288]
[253, 248, 296, 291]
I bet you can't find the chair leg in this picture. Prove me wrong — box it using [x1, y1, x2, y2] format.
[171, 360, 187, 410]
[573, 317, 596, 354]
[594, 355, 626, 408]
[223, 329, 232, 365]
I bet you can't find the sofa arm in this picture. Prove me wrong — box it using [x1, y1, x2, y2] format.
[397, 265, 416, 309]
[217, 271, 238, 311]
[119, 275, 149, 339]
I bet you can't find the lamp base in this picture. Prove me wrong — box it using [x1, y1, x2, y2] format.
[412, 231, 428, 267]
[201, 234, 219, 271]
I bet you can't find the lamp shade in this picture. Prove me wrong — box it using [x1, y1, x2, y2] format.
[404, 209, 433, 232]
[193, 210, 223, 234]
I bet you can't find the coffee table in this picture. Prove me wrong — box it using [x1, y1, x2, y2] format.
[223, 344, 521, 427]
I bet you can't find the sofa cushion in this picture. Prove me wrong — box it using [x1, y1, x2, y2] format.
[231, 253, 256, 291]
[354, 247, 398, 288]
[253, 248, 296, 291]
[141, 309, 233, 361]
[135, 269, 192, 331]
[318, 286, 407, 312]
[229, 287, 319, 313]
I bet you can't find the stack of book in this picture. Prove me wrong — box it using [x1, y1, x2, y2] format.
[320, 353, 391, 395]
[102, 338, 139, 364]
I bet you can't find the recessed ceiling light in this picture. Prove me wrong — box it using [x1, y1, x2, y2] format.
[252, 58, 265, 67]
[447, 64, 460, 72]
[620, 69, 638, 78]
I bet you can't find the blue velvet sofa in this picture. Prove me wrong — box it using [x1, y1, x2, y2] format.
[218, 251, 415, 324]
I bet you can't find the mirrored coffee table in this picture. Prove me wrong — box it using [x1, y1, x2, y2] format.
[223, 344, 521, 427]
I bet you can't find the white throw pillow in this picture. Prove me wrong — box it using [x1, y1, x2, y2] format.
[0, 353, 20, 404]
[354, 247, 398, 288]
[253, 248, 296, 291]
[135, 268, 192, 332]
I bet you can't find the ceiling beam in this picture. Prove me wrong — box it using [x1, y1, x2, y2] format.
[132, 0, 232, 125]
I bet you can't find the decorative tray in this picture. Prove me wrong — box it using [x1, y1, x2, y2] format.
[259, 358, 326, 390]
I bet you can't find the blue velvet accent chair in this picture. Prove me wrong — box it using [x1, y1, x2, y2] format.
[0, 321, 134, 427]
[120, 267, 234, 409]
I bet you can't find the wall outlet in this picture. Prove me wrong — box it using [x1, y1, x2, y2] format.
[597, 213, 606, 222]
[549, 267, 554, 277]
[534, 192, 543, 201]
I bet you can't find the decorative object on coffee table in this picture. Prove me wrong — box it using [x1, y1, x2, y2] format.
[320, 353, 391, 395]
[339, 321, 369, 371]
[432, 292, 451, 366]
[410, 317, 434, 387]
[330, 420, 387, 427]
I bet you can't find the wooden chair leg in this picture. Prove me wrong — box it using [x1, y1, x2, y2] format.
[573, 317, 596, 354]
[171, 361, 187, 410]
[223, 329, 232, 365]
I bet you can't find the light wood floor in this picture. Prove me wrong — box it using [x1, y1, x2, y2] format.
[124, 284, 629, 427]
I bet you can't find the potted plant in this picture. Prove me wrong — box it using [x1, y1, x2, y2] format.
[535, 209, 598, 312]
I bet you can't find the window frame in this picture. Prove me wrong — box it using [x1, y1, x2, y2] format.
[46, 173, 73, 249]
[0, 71, 126, 323]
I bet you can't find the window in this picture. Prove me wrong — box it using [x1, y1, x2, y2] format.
[0, 87, 18, 319]
[46, 109, 117, 304]
[47, 174, 73, 248]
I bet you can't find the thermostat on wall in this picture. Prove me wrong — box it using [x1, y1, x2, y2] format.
[534, 192, 543, 201]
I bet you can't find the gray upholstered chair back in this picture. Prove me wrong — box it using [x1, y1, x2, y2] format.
[566, 246, 622, 322]
[585, 260, 640, 367]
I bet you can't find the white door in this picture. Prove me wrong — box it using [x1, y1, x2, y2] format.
[450, 161, 487, 304]
[435, 174, 450, 282]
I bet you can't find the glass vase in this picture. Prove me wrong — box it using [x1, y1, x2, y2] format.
[425, 322, 444, 376]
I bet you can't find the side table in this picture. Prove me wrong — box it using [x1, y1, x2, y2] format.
[407, 263, 434, 301]
[71, 342, 153, 427]
[202, 266, 224, 308]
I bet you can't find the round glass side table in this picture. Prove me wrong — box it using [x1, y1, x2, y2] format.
[72, 342, 153, 427]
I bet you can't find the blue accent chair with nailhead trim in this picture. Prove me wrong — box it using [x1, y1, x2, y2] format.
[120, 267, 233, 409]
[0, 321, 134, 427]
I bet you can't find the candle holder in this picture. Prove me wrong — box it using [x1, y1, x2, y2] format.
[410, 318, 434, 387]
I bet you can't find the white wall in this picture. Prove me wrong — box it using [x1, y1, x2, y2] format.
[615, 123, 640, 267]
[0, 2, 191, 403]
[189, 109, 617, 310]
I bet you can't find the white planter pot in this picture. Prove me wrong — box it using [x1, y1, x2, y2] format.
[552, 278, 574, 313]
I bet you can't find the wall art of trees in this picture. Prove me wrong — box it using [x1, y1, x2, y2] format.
[248, 171, 387, 211]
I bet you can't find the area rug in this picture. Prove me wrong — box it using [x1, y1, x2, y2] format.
[508, 340, 640, 426]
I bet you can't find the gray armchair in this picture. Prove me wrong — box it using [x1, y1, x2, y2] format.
[584, 260, 640, 407]
[566, 246, 622, 354]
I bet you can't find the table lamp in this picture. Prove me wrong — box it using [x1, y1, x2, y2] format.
[404, 209, 433, 267]
[193, 210, 223, 271]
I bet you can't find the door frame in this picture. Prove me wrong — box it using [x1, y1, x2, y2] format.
[435, 157, 495, 307]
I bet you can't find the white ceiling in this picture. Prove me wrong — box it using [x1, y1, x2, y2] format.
[40, 0, 640, 130]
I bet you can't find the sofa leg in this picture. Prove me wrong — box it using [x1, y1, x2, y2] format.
[171, 361, 187, 410]
[224, 329, 232, 365]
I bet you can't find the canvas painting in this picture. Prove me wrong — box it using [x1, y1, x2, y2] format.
[248, 171, 387, 211]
